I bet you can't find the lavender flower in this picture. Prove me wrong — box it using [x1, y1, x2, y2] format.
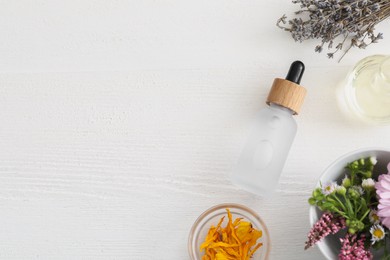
[339, 234, 373, 260]
[277, 0, 390, 60]
[305, 212, 346, 250]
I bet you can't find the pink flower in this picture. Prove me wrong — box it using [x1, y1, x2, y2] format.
[339, 234, 373, 260]
[375, 163, 390, 229]
[305, 212, 346, 250]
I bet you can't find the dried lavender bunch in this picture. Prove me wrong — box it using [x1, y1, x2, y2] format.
[277, 0, 390, 60]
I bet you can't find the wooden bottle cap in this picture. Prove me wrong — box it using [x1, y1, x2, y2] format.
[266, 78, 307, 115]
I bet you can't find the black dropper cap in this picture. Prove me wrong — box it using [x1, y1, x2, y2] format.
[285, 61, 305, 84]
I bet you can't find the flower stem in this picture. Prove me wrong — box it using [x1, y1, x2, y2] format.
[359, 209, 370, 222]
[343, 194, 354, 217]
[332, 194, 347, 212]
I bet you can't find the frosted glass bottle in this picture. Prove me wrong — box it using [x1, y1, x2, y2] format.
[231, 61, 307, 196]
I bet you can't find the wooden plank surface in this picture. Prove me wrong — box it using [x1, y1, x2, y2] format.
[1, 1, 390, 259]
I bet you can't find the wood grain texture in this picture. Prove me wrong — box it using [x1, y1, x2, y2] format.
[266, 78, 306, 114]
[2, 68, 390, 260]
[1, 1, 390, 259]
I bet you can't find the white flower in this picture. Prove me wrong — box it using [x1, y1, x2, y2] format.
[362, 178, 375, 190]
[352, 185, 364, 195]
[369, 210, 380, 224]
[370, 224, 385, 244]
[322, 182, 338, 195]
[370, 156, 377, 165]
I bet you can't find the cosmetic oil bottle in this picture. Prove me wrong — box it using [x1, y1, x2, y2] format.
[231, 61, 307, 196]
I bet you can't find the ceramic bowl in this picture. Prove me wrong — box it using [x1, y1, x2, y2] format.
[188, 203, 270, 260]
[309, 148, 390, 259]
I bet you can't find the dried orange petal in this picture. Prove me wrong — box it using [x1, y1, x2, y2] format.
[200, 208, 263, 260]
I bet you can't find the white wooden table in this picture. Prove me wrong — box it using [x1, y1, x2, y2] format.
[1, 1, 390, 259]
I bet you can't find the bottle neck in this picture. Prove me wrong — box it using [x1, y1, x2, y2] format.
[269, 103, 294, 115]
